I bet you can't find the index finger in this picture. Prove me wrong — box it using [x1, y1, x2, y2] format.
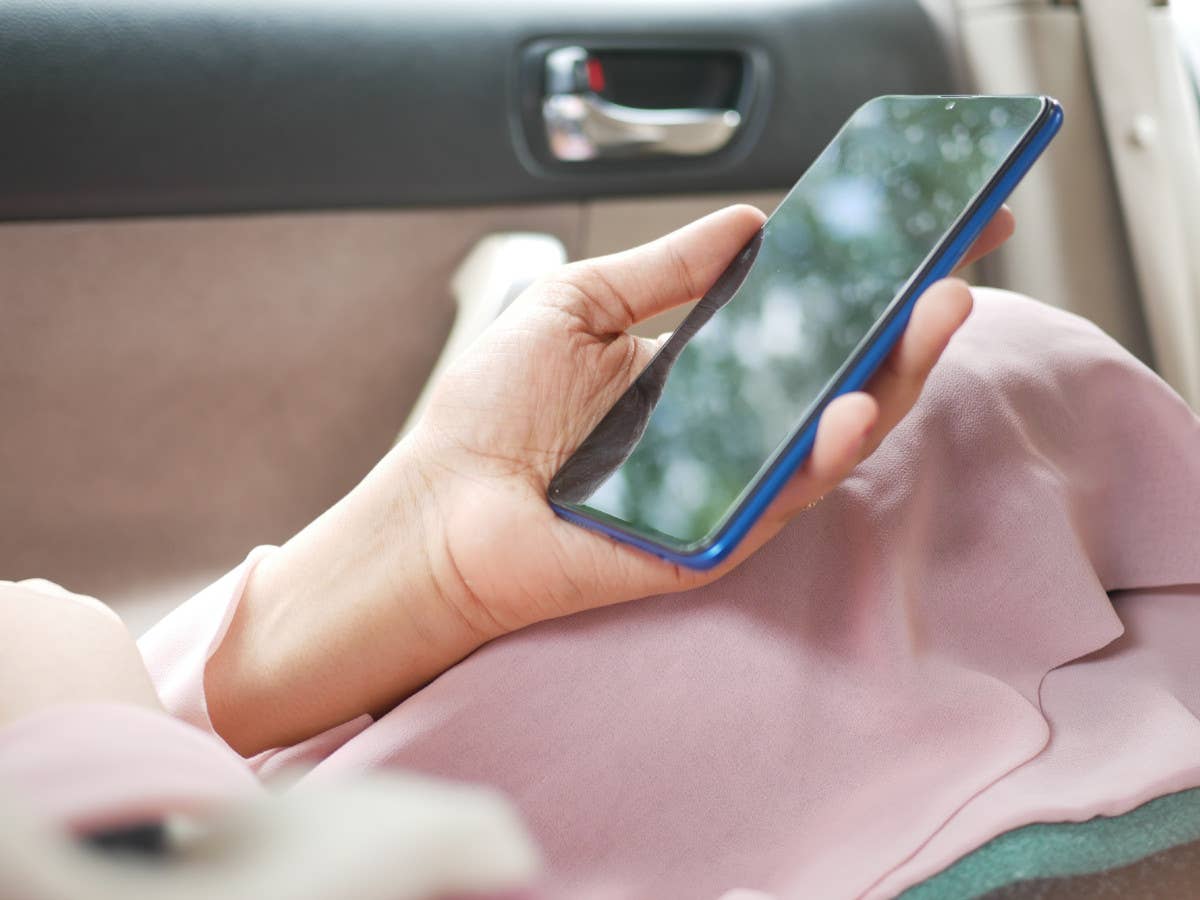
[563, 204, 766, 331]
[954, 206, 1015, 272]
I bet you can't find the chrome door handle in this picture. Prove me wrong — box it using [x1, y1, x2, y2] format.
[543, 94, 741, 161]
[542, 46, 742, 162]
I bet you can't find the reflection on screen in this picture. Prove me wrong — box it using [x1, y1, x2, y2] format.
[550, 96, 1045, 546]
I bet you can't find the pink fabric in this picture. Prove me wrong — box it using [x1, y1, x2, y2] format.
[139, 545, 373, 777]
[868, 584, 1200, 897]
[139, 546, 273, 735]
[0, 702, 260, 833]
[5, 289, 1197, 897]
[296, 290, 1200, 898]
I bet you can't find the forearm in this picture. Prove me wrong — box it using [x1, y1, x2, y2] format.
[206, 446, 491, 757]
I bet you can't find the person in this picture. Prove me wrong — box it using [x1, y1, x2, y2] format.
[3, 205, 1199, 899]
[201, 204, 992, 755]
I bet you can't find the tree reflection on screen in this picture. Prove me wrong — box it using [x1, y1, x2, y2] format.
[550, 96, 1044, 546]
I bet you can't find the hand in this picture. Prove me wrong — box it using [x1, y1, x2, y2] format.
[210, 204, 1013, 754]
[407, 204, 1011, 635]
[0, 580, 161, 727]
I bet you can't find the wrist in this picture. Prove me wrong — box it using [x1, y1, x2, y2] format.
[207, 441, 495, 756]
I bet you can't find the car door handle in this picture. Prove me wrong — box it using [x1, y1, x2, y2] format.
[541, 46, 742, 162]
[543, 93, 741, 161]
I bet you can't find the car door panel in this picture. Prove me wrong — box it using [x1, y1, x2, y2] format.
[0, 0, 954, 618]
[0, 0, 950, 220]
[0, 205, 579, 624]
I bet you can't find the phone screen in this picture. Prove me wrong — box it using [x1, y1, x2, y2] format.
[549, 95, 1047, 549]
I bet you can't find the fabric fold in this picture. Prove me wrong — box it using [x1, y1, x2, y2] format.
[138, 545, 372, 775]
[0, 702, 260, 834]
[872, 584, 1200, 898]
[302, 291, 1200, 898]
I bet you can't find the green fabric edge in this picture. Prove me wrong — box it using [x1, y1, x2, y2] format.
[898, 786, 1200, 900]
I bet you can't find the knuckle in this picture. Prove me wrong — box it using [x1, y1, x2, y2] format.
[664, 239, 698, 300]
[538, 264, 631, 334]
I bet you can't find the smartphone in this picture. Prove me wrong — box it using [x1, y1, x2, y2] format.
[548, 94, 1063, 569]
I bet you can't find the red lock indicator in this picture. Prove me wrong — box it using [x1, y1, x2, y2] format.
[586, 57, 606, 94]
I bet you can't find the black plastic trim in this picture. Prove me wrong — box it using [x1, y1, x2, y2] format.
[0, 0, 954, 220]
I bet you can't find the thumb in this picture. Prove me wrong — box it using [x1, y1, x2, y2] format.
[552, 204, 765, 333]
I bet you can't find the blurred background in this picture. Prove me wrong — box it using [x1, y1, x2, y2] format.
[1, 0, 1197, 631]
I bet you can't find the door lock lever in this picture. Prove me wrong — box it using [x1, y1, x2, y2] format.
[542, 46, 742, 162]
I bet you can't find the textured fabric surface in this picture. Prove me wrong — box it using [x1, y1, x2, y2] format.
[902, 786, 1200, 899]
[0, 206, 581, 603]
[5, 289, 1197, 898]
[984, 837, 1200, 899]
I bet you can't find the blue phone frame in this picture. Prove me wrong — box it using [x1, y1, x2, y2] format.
[551, 96, 1064, 570]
